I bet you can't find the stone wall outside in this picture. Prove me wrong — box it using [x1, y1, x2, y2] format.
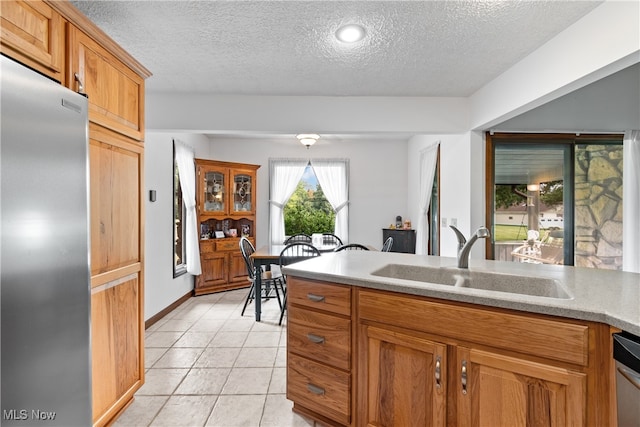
[574, 144, 623, 270]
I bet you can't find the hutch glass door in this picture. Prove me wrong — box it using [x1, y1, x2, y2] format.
[232, 173, 252, 213]
[204, 170, 226, 213]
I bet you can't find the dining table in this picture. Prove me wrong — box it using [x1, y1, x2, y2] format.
[249, 243, 338, 321]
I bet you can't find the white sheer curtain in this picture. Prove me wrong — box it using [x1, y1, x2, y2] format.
[415, 142, 440, 255]
[623, 130, 640, 273]
[174, 139, 201, 275]
[311, 159, 349, 243]
[269, 159, 308, 245]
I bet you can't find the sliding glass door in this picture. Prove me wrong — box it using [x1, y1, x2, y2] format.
[487, 133, 624, 269]
[490, 141, 573, 265]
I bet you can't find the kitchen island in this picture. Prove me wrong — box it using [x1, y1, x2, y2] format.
[283, 251, 639, 426]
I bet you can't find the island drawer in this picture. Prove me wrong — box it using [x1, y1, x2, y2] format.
[358, 289, 589, 366]
[287, 278, 351, 316]
[288, 305, 351, 371]
[287, 353, 350, 425]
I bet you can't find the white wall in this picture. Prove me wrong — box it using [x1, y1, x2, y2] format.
[470, 0, 640, 130]
[146, 94, 470, 134]
[408, 134, 477, 259]
[144, 132, 210, 321]
[206, 136, 408, 249]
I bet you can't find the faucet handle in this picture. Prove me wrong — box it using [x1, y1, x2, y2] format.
[449, 225, 466, 247]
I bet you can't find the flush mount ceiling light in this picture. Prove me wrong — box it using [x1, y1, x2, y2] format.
[296, 133, 320, 149]
[335, 24, 366, 43]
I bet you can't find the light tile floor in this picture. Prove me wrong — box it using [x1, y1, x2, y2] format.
[113, 289, 318, 427]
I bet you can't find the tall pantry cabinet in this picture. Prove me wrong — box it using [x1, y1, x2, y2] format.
[1, 1, 151, 426]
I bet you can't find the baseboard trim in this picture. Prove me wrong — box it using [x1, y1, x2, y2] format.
[145, 290, 193, 330]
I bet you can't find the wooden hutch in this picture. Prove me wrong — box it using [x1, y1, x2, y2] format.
[195, 159, 260, 295]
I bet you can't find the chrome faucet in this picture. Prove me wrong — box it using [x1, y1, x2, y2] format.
[450, 225, 490, 268]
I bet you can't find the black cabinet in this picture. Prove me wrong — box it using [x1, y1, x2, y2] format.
[382, 229, 416, 254]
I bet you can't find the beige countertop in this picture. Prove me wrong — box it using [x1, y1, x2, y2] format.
[283, 251, 640, 335]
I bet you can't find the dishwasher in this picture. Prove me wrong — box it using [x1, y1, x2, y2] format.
[613, 331, 640, 427]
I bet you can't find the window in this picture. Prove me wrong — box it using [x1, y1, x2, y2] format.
[269, 159, 349, 244]
[284, 164, 335, 236]
[486, 133, 624, 269]
[428, 157, 440, 255]
[174, 147, 187, 277]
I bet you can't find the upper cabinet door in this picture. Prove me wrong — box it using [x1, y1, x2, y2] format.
[67, 26, 145, 141]
[200, 166, 228, 215]
[0, 0, 64, 82]
[230, 169, 256, 215]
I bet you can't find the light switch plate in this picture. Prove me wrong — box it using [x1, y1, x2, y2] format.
[451, 218, 457, 227]
[441, 218, 447, 228]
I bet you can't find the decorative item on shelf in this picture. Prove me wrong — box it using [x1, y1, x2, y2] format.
[200, 223, 211, 239]
[226, 228, 238, 238]
[403, 220, 411, 229]
[396, 215, 403, 229]
[241, 224, 250, 237]
[214, 231, 225, 238]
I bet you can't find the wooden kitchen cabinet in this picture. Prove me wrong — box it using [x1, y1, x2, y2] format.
[358, 324, 446, 426]
[356, 289, 607, 427]
[87, 109, 146, 427]
[91, 274, 141, 423]
[286, 278, 613, 427]
[0, 0, 65, 82]
[453, 346, 585, 427]
[195, 159, 260, 295]
[89, 126, 142, 275]
[1, 2, 152, 426]
[67, 25, 145, 141]
[286, 278, 353, 426]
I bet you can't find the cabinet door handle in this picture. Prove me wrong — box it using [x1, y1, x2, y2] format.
[435, 356, 441, 389]
[307, 333, 325, 344]
[307, 383, 325, 395]
[73, 72, 85, 95]
[461, 360, 468, 395]
[307, 293, 325, 303]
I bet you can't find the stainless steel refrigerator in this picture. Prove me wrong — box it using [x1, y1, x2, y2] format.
[1, 54, 92, 426]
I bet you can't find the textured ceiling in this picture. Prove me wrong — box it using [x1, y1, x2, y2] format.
[70, 1, 602, 97]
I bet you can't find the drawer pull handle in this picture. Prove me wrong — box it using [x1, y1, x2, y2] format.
[307, 293, 325, 303]
[435, 356, 441, 389]
[307, 333, 325, 344]
[307, 383, 325, 395]
[461, 360, 468, 395]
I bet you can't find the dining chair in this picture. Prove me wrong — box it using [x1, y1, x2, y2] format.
[381, 236, 394, 252]
[284, 233, 312, 244]
[334, 243, 370, 251]
[239, 237, 284, 317]
[278, 242, 322, 325]
[322, 233, 343, 246]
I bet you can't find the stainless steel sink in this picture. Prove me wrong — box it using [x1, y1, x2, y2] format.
[370, 264, 572, 299]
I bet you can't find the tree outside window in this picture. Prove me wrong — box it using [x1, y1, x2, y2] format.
[284, 165, 335, 235]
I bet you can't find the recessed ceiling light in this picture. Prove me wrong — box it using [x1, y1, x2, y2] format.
[335, 24, 366, 43]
